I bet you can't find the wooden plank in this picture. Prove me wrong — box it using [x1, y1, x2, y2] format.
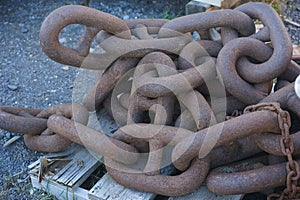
[53, 147, 100, 188]
[31, 174, 89, 200]
[293, 45, 300, 61]
[28, 144, 82, 170]
[192, 0, 241, 8]
[168, 186, 243, 200]
[67, 154, 100, 188]
[29, 145, 102, 200]
[193, 0, 221, 7]
[88, 173, 155, 200]
[28, 159, 41, 170]
[3, 136, 21, 147]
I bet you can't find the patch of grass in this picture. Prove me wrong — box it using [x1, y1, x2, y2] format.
[1, 174, 56, 200]
[31, 179, 78, 200]
[162, 8, 181, 20]
[37, 192, 58, 200]
[31, 180, 58, 200]
[250, 0, 286, 17]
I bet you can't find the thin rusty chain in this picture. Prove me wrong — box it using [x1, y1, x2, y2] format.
[225, 109, 243, 120]
[244, 102, 300, 199]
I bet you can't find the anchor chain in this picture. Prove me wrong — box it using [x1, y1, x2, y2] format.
[0, 2, 300, 197]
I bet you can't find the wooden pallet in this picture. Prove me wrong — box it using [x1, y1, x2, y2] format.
[29, 144, 243, 200]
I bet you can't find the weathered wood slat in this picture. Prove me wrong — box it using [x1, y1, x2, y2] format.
[168, 186, 243, 200]
[28, 144, 81, 170]
[53, 147, 100, 188]
[88, 173, 155, 200]
[54, 160, 80, 182]
[31, 174, 89, 200]
[68, 154, 100, 188]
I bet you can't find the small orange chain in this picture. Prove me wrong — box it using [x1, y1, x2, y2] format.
[244, 102, 300, 200]
[226, 110, 243, 120]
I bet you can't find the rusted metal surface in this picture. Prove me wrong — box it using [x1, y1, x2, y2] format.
[40, 5, 131, 68]
[83, 57, 139, 111]
[126, 18, 168, 38]
[1, 2, 300, 197]
[23, 132, 72, 153]
[221, 2, 292, 84]
[209, 137, 262, 168]
[254, 131, 300, 156]
[216, 38, 271, 104]
[24, 103, 88, 152]
[0, 106, 46, 135]
[105, 156, 210, 196]
[0, 104, 88, 152]
[261, 83, 300, 118]
[279, 60, 300, 82]
[234, 2, 293, 83]
[172, 110, 280, 171]
[158, 9, 255, 38]
[207, 157, 297, 195]
[47, 115, 139, 164]
[135, 58, 216, 98]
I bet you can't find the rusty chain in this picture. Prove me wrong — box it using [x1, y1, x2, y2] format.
[0, 2, 300, 198]
[244, 102, 300, 199]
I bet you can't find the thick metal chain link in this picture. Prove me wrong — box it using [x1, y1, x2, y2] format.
[245, 102, 300, 199]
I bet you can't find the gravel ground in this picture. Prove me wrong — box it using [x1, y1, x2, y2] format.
[0, 0, 299, 199]
[284, 0, 300, 44]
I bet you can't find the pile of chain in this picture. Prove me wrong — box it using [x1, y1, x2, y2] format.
[1, 2, 300, 199]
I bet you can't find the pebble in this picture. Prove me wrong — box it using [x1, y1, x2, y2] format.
[62, 65, 69, 70]
[59, 37, 67, 43]
[192, 31, 200, 40]
[8, 84, 18, 91]
[5, 132, 11, 138]
[123, 15, 130, 20]
[21, 27, 28, 33]
[22, 173, 27, 179]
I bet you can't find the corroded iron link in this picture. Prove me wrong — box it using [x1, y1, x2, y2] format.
[0, 106, 46, 135]
[206, 157, 300, 195]
[39, 5, 131, 68]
